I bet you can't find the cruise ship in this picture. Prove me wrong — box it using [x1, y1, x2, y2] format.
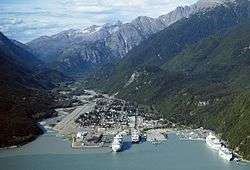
[131, 129, 141, 144]
[219, 146, 233, 161]
[112, 133, 123, 152]
[205, 133, 221, 150]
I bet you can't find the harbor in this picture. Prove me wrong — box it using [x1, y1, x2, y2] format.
[0, 132, 250, 170]
[176, 128, 240, 162]
[38, 86, 243, 162]
[1, 85, 246, 170]
[43, 85, 171, 150]
[0, 94, 248, 169]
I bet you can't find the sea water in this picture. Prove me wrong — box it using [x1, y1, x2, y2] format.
[0, 132, 249, 170]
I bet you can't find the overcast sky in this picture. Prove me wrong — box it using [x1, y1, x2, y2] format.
[0, 0, 198, 43]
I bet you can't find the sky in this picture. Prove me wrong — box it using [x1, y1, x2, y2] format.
[0, 0, 198, 43]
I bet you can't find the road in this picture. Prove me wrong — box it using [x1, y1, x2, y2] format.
[53, 92, 97, 136]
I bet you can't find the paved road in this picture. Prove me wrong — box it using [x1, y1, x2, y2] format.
[54, 101, 96, 136]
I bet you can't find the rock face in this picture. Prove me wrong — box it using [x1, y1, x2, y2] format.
[0, 32, 67, 148]
[27, 0, 233, 75]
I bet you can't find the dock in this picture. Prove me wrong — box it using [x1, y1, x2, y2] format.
[146, 129, 168, 143]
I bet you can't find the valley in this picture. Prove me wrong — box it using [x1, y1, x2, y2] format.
[0, 0, 250, 169]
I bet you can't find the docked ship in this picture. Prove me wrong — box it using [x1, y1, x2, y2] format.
[219, 146, 233, 161]
[205, 133, 221, 150]
[112, 133, 123, 152]
[131, 129, 141, 144]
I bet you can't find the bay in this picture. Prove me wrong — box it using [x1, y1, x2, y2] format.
[0, 133, 249, 170]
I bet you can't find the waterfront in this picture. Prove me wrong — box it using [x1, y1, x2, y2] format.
[44, 87, 169, 149]
[0, 88, 248, 169]
[0, 132, 249, 170]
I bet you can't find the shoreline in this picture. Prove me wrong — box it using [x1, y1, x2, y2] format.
[0, 122, 45, 151]
[1, 87, 249, 162]
[1, 123, 249, 163]
[234, 151, 250, 163]
[0, 145, 18, 150]
[1, 126, 250, 163]
[0, 133, 41, 151]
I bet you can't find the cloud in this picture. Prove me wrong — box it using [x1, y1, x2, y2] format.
[0, 0, 198, 43]
[101, 0, 145, 6]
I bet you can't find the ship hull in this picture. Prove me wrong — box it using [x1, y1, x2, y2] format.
[205, 134, 221, 151]
[219, 149, 233, 161]
[112, 134, 123, 152]
[112, 144, 122, 152]
[206, 140, 221, 150]
[131, 140, 140, 144]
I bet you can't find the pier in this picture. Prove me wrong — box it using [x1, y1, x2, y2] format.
[146, 129, 169, 143]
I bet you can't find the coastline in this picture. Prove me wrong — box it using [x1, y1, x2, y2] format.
[1, 87, 249, 162]
[1, 125, 250, 162]
[234, 151, 250, 163]
[0, 132, 41, 151]
[0, 120, 48, 151]
[0, 145, 18, 150]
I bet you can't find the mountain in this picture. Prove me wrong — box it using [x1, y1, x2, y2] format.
[27, 0, 233, 75]
[0, 32, 69, 147]
[86, 0, 249, 92]
[85, 0, 250, 160]
[27, 22, 123, 74]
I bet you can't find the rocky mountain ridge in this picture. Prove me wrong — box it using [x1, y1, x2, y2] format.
[84, 0, 250, 160]
[27, 0, 235, 75]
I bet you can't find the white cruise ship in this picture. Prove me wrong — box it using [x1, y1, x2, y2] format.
[219, 146, 233, 161]
[131, 129, 141, 144]
[112, 133, 123, 152]
[206, 133, 221, 150]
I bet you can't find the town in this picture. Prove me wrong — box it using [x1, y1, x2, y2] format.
[71, 92, 170, 149]
[49, 84, 170, 150]
[42, 84, 239, 161]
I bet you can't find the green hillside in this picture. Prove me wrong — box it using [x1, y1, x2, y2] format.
[85, 0, 250, 160]
[0, 32, 69, 148]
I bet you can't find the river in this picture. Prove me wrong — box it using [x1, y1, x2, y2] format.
[0, 131, 249, 170]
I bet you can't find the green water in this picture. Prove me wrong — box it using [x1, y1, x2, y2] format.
[0, 132, 249, 170]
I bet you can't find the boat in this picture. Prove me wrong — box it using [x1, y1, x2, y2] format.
[131, 129, 141, 144]
[205, 133, 221, 150]
[219, 146, 233, 161]
[111, 133, 123, 152]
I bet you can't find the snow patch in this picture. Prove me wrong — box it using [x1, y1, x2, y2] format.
[80, 25, 101, 34]
[124, 72, 140, 87]
[197, 101, 209, 106]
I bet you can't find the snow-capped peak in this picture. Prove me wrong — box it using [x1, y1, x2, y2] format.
[80, 25, 102, 34]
